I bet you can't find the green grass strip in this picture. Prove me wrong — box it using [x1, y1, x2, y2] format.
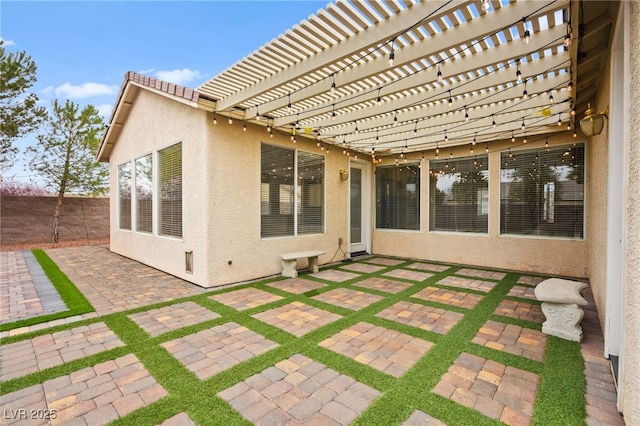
[0, 249, 95, 332]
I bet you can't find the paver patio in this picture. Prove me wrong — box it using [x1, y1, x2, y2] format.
[0, 247, 625, 425]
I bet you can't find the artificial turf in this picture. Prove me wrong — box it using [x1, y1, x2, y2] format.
[0, 254, 588, 425]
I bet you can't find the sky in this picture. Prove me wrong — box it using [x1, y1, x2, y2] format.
[1, 0, 328, 183]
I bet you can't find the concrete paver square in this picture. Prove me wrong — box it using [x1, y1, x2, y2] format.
[339, 263, 386, 274]
[310, 269, 360, 282]
[364, 257, 405, 266]
[383, 269, 433, 282]
[218, 354, 380, 424]
[266, 278, 327, 295]
[210, 288, 283, 311]
[161, 322, 278, 380]
[312, 288, 383, 311]
[472, 320, 547, 362]
[412, 286, 484, 309]
[402, 410, 446, 425]
[128, 301, 220, 337]
[0, 354, 166, 426]
[252, 302, 342, 337]
[494, 300, 545, 323]
[406, 262, 452, 273]
[353, 276, 413, 294]
[456, 268, 507, 281]
[507, 286, 537, 300]
[433, 353, 539, 426]
[517, 276, 545, 286]
[1, 322, 124, 382]
[319, 322, 434, 377]
[376, 301, 464, 335]
[437, 276, 497, 293]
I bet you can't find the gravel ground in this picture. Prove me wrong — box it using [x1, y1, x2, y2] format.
[0, 238, 110, 252]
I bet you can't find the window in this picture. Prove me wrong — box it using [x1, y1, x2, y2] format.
[135, 154, 153, 233]
[158, 142, 182, 238]
[118, 163, 131, 230]
[500, 143, 584, 238]
[429, 156, 489, 233]
[261, 144, 324, 237]
[375, 163, 420, 230]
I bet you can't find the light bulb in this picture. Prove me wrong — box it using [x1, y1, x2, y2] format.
[482, 0, 491, 11]
[523, 30, 531, 44]
[388, 51, 395, 67]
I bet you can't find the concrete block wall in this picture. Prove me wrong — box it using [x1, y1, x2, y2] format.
[0, 196, 110, 245]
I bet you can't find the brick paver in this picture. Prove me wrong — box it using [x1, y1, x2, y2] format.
[319, 322, 434, 377]
[433, 353, 539, 426]
[339, 262, 386, 274]
[0, 354, 166, 426]
[377, 301, 463, 335]
[406, 262, 451, 273]
[210, 288, 283, 311]
[252, 302, 342, 337]
[507, 285, 537, 300]
[310, 269, 360, 282]
[159, 412, 196, 426]
[412, 286, 484, 309]
[437, 276, 497, 293]
[1, 251, 45, 323]
[128, 301, 220, 337]
[45, 246, 206, 315]
[218, 353, 380, 425]
[494, 300, 545, 323]
[1, 322, 124, 382]
[456, 268, 507, 280]
[472, 320, 547, 362]
[161, 322, 278, 380]
[402, 410, 446, 425]
[383, 269, 433, 282]
[364, 257, 406, 266]
[352, 276, 413, 294]
[312, 288, 383, 311]
[266, 278, 327, 294]
[517, 275, 545, 286]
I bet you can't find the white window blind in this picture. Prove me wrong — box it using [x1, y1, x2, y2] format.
[118, 163, 131, 230]
[500, 143, 584, 238]
[158, 142, 182, 238]
[375, 163, 420, 230]
[261, 144, 324, 238]
[429, 155, 489, 233]
[297, 150, 324, 235]
[135, 154, 153, 233]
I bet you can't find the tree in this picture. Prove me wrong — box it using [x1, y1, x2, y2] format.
[26, 99, 108, 242]
[0, 40, 47, 171]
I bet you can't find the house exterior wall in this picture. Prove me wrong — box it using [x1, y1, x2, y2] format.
[623, 0, 640, 420]
[107, 89, 211, 286]
[201, 119, 351, 287]
[372, 133, 588, 278]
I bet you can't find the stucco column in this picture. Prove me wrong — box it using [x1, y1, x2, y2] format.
[624, 0, 640, 422]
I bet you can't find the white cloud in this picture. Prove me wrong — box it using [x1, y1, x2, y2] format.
[0, 37, 16, 46]
[137, 68, 155, 75]
[54, 82, 119, 99]
[95, 104, 114, 119]
[154, 68, 203, 86]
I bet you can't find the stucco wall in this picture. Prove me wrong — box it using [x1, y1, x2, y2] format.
[202, 118, 351, 286]
[107, 88, 211, 286]
[373, 133, 588, 278]
[623, 0, 640, 421]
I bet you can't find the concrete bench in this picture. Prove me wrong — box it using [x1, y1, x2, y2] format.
[280, 250, 325, 278]
[534, 278, 588, 342]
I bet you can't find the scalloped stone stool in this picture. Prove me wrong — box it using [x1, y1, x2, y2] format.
[534, 278, 588, 342]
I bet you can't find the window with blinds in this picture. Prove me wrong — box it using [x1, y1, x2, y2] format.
[118, 163, 131, 230]
[500, 143, 584, 238]
[158, 142, 182, 238]
[375, 163, 420, 230]
[261, 144, 324, 238]
[135, 154, 153, 233]
[429, 155, 489, 233]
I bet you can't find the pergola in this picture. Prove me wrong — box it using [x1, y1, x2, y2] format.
[197, 0, 615, 158]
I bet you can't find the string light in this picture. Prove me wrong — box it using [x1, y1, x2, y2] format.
[492, 114, 496, 128]
[444, 130, 448, 143]
[485, 142, 489, 153]
[287, 93, 292, 111]
[557, 113, 562, 126]
[388, 39, 395, 67]
[448, 90, 453, 108]
[464, 106, 469, 122]
[437, 63, 443, 83]
[516, 65, 522, 84]
[332, 104, 336, 120]
[522, 81, 528, 100]
[243, 121, 247, 131]
[255, 107, 261, 121]
[511, 131, 515, 142]
[228, 114, 233, 125]
[567, 80, 573, 94]
[435, 142, 440, 159]
[523, 132, 527, 143]
[549, 92, 554, 103]
[330, 74, 336, 94]
[393, 111, 398, 125]
[521, 117, 526, 130]
[354, 121, 359, 134]
[482, 0, 491, 11]
[522, 20, 531, 44]
[213, 112, 217, 125]
[376, 88, 382, 105]
[473, 132, 477, 145]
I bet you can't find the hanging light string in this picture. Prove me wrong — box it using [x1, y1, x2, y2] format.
[236, 0, 559, 128]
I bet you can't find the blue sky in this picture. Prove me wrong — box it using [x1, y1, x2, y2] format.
[1, 0, 328, 182]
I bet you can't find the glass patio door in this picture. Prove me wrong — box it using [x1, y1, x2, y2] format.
[349, 161, 370, 255]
